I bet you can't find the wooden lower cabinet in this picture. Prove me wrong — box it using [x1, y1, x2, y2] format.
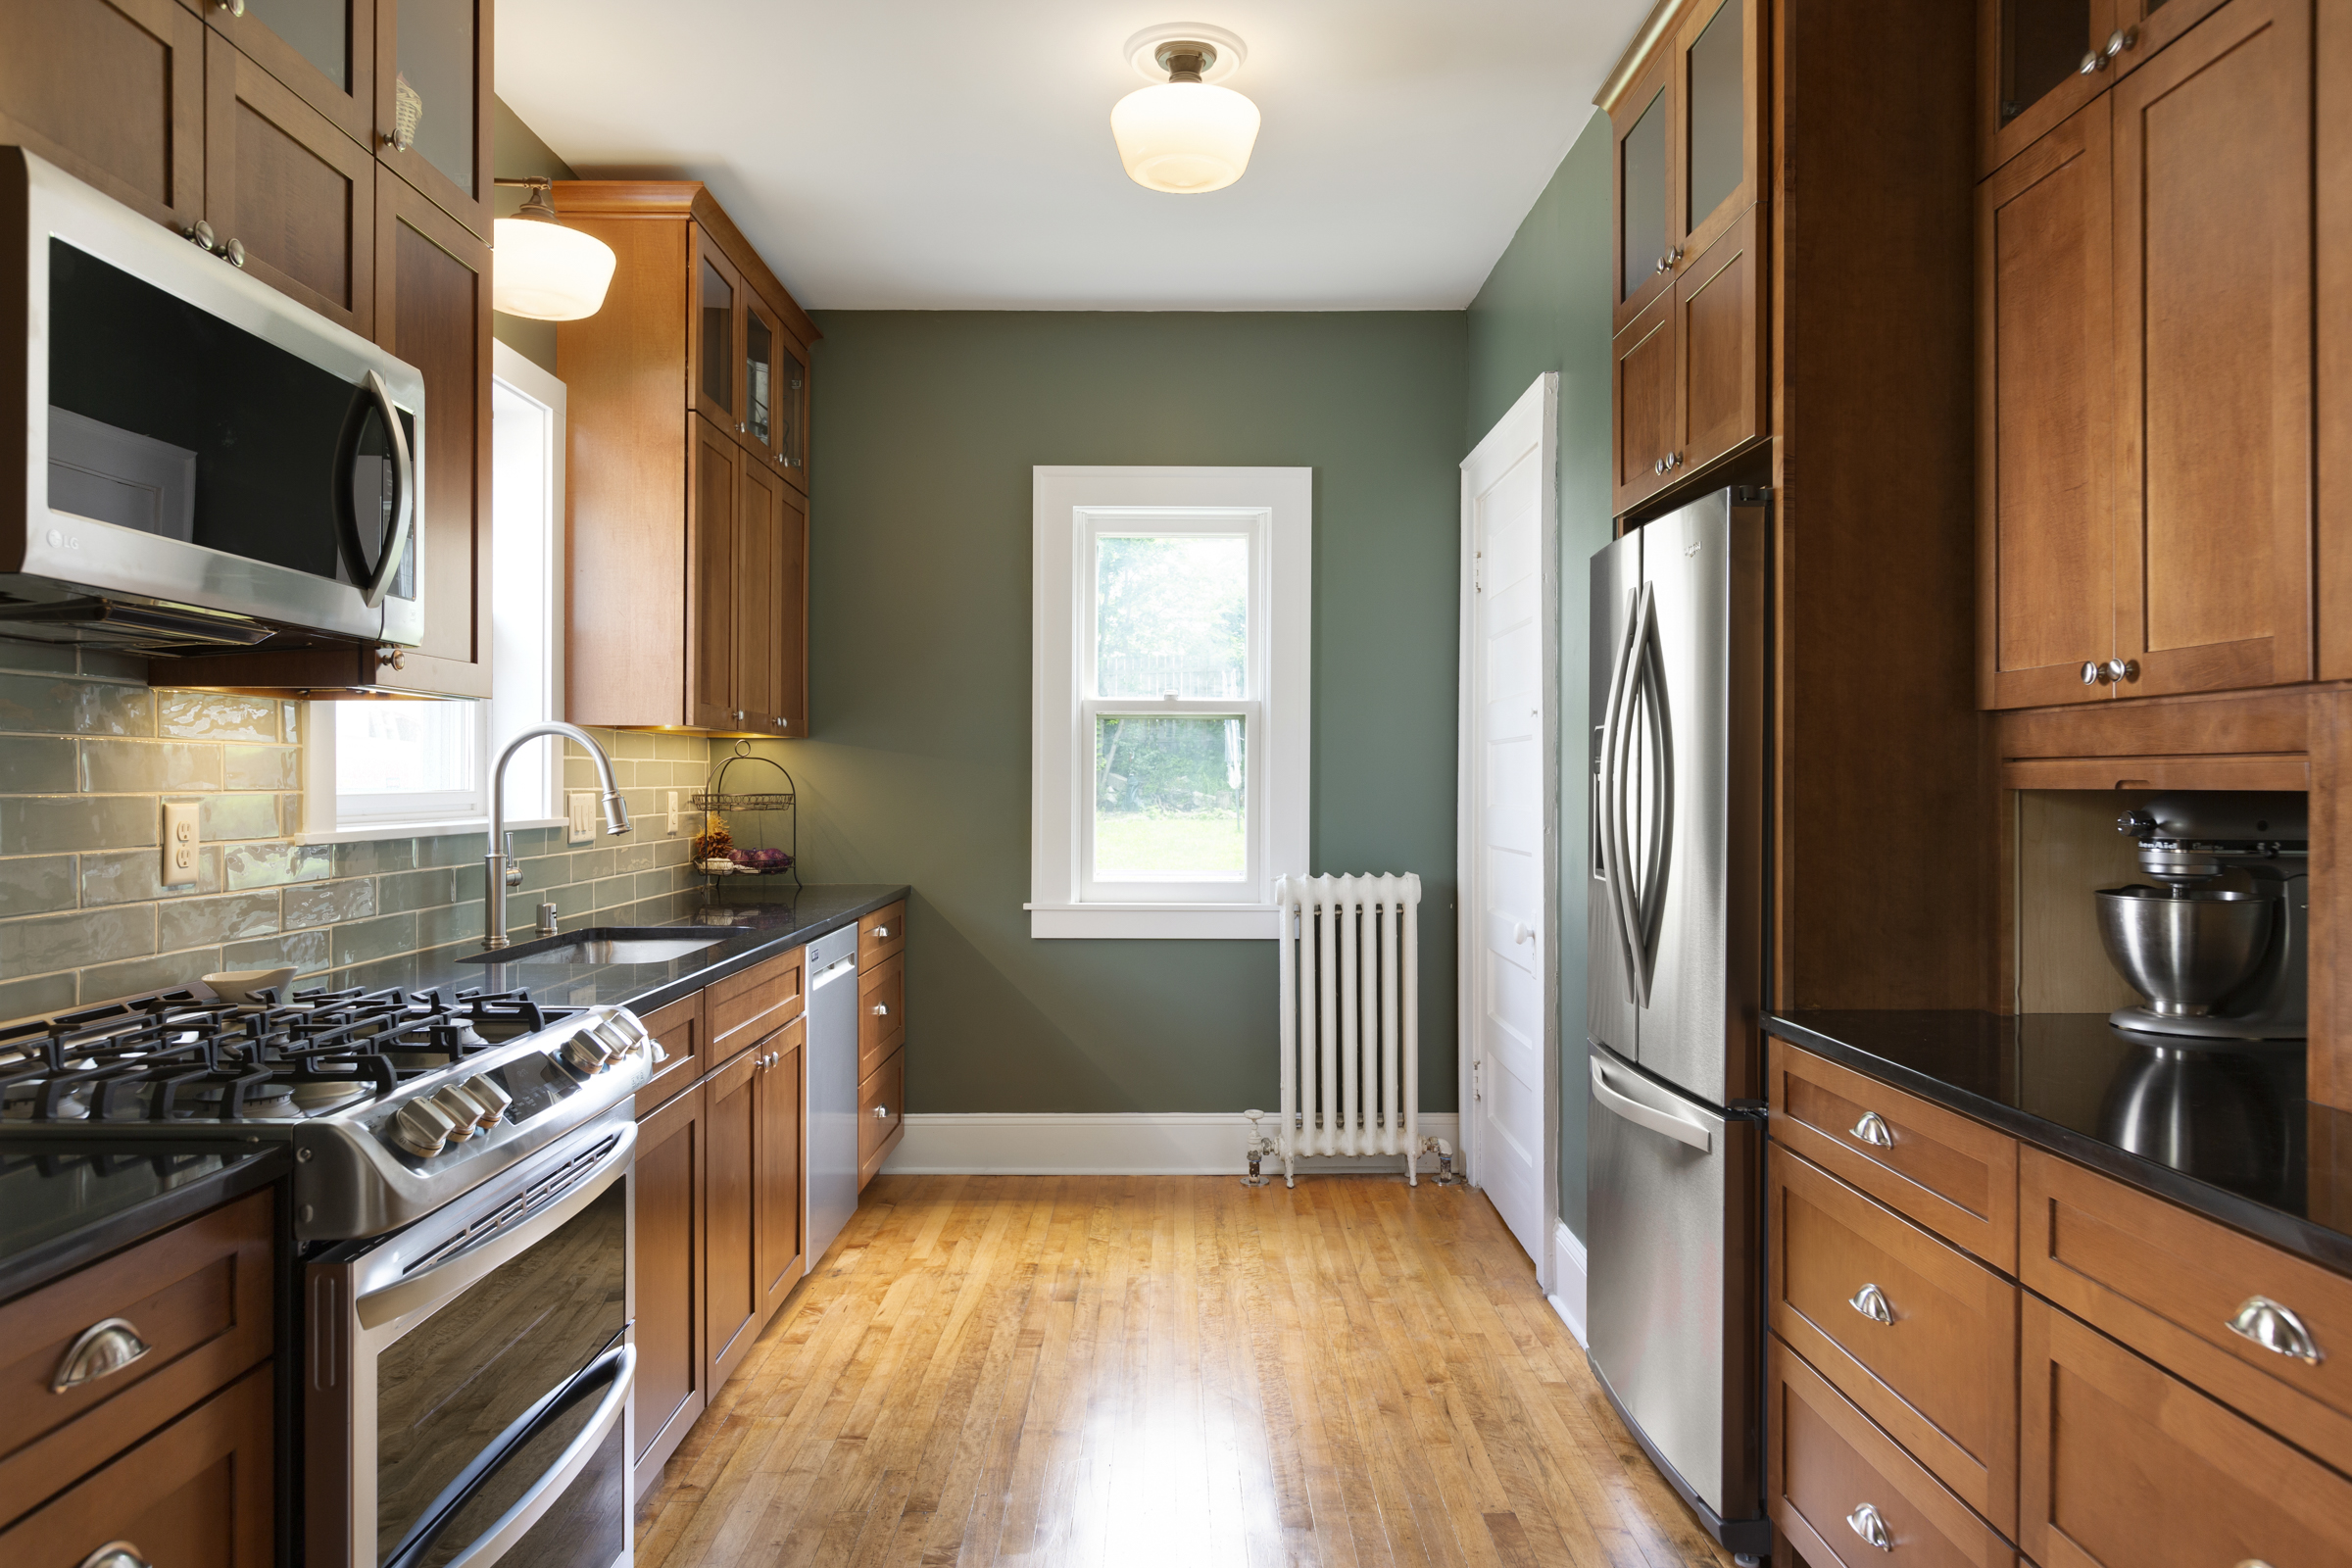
[634, 990, 704, 1116]
[703, 1047, 762, 1392]
[859, 1047, 905, 1191]
[756, 1016, 806, 1320]
[1769, 1339, 2013, 1568]
[0, 1363, 272, 1566]
[858, 951, 904, 1080]
[631, 1081, 706, 1488]
[2020, 1295, 2352, 1568]
[1769, 1146, 2019, 1536]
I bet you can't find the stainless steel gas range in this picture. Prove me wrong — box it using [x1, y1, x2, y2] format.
[0, 981, 656, 1568]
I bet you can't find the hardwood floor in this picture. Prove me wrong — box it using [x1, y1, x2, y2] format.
[634, 1174, 1742, 1567]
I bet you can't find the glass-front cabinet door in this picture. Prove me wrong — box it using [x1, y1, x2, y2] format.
[691, 229, 743, 437]
[208, 0, 373, 145]
[1674, 0, 1758, 264]
[376, 0, 490, 235]
[1613, 52, 1674, 334]
[1980, 0, 2117, 174]
[741, 291, 811, 489]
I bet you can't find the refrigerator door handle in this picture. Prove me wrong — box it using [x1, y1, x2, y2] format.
[1596, 582, 1641, 996]
[1606, 584, 1657, 1005]
[1589, 1054, 1712, 1152]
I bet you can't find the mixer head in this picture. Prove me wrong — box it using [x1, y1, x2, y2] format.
[2116, 792, 2307, 888]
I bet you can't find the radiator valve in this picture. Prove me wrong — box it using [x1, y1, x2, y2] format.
[1241, 1109, 1275, 1187]
[1421, 1136, 1464, 1186]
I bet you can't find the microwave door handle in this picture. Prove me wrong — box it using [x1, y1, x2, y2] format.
[332, 369, 416, 612]
[381, 1342, 635, 1568]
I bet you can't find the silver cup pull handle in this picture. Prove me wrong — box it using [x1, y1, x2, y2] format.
[2227, 1296, 2324, 1364]
[1849, 1283, 1894, 1325]
[52, 1318, 153, 1393]
[1845, 1503, 1892, 1551]
[872, 1104, 890, 1119]
[1850, 1110, 1894, 1148]
[77, 1544, 154, 1568]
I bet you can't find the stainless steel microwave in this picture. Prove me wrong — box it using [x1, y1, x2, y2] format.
[1, 148, 425, 652]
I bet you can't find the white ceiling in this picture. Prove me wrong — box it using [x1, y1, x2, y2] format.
[494, 2, 1650, 312]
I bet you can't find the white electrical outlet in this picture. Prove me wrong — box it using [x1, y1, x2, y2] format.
[161, 801, 199, 887]
[666, 791, 681, 836]
[566, 792, 595, 845]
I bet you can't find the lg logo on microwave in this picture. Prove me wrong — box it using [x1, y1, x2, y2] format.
[44, 529, 79, 550]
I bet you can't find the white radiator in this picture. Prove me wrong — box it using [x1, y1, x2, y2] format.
[1274, 873, 1423, 1185]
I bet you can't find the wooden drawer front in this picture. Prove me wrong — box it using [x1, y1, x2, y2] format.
[2020, 1147, 2352, 1469]
[1770, 1037, 2018, 1268]
[2021, 1296, 2352, 1568]
[858, 1047, 904, 1189]
[0, 1362, 271, 1562]
[0, 1188, 273, 1522]
[709, 945, 804, 1061]
[858, 952, 904, 1079]
[1771, 1146, 2019, 1535]
[858, 901, 906, 967]
[1770, 1337, 2014, 1568]
[634, 989, 705, 1115]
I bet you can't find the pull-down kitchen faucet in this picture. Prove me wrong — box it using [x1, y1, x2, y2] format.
[484, 722, 629, 949]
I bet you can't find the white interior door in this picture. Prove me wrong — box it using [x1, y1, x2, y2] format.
[1458, 374, 1559, 1280]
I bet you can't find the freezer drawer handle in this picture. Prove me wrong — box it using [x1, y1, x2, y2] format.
[1848, 1283, 1895, 1325]
[1845, 1502, 1893, 1551]
[1849, 1110, 1895, 1149]
[1588, 1057, 1711, 1152]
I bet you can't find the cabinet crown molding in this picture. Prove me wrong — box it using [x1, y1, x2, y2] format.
[1595, 0, 1686, 114]
[553, 179, 820, 345]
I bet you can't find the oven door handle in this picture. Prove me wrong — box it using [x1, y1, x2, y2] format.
[332, 368, 416, 612]
[381, 1342, 634, 1568]
[355, 1120, 636, 1331]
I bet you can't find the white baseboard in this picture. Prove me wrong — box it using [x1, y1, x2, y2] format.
[1547, 1219, 1589, 1347]
[879, 1111, 1463, 1177]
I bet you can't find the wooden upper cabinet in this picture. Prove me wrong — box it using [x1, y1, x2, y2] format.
[1602, 0, 1765, 516]
[207, 0, 373, 147]
[204, 32, 373, 335]
[2110, 0, 2311, 700]
[372, 0, 489, 237]
[558, 181, 819, 734]
[0, 0, 205, 230]
[1978, 97, 2115, 710]
[1979, 0, 2117, 176]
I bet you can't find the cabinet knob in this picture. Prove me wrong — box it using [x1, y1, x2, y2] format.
[2104, 26, 2138, 61]
[2081, 661, 2107, 685]
[223, 236, 246, 269]
[2079, 47, 2109, 74]
[1849, 1110, 1895, 1148]
[772, 716, 786, 728]
[873, 1104, 890, 1119]
[1847, 1282, 1895, 1325]
[214, 0, 245, 15]
[737, 422, 748, 434]
[732, 710, 746, 723]
[51, 1318, 153, 1394]
[2226, 1296, 2323, 1364]
[1844, 1503, 1892, 1552]
[75, 1544, 154, 1568]
[186, 219, 218, 251]
[2104, 657, 2138, 684]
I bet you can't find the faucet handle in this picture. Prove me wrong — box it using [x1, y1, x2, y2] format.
[502, 831, 523, 888]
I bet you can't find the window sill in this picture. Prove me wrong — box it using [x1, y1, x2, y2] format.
[1025, 903, 1278, 940]
[298, 815, 565, 847]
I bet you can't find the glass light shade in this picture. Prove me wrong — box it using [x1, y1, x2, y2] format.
[491, 217, 617, 319]
[1110, 80, 1260, 193]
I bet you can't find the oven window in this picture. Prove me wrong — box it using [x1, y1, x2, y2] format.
[46, 239, 416, 599]
[374, 1181, 625, 1565]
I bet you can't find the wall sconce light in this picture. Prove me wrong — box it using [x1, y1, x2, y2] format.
[1111, 26, 1260, 194]
[491, 176, 617, 320]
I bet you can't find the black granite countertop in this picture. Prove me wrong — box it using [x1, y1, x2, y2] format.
[311, 882, 909, 1017]
[0, 1138, 289, 1301]
[1768, 1010, 2352, 1277]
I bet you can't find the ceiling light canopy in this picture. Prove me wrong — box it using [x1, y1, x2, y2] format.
[1111, 29, 1260, 195]
[491, 177, 617, 320]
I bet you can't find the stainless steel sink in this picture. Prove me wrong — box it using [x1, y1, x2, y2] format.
[460, 928, 730, 966]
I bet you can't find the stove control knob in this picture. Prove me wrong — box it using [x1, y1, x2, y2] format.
[391, 1097, 459, 1157]
[560, 1033, 612, 1079]
[432, 1085, 487, 1138]
[461, 1074, 512, 1126]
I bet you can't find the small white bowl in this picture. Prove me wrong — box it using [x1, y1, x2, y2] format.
[203, 966, 299, 1004]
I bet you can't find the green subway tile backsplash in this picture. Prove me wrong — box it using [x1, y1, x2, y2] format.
[0, 652, 732, 1019]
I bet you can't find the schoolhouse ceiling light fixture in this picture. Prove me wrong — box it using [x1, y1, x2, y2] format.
[491, 176, 617, 320]
[1110, 24, 1260, 194]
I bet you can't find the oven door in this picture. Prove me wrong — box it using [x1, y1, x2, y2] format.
[308, 1113, 636, 1568]
[6, 148, 425, 646]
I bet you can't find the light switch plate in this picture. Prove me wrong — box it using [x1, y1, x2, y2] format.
[666, 791, 680, 836]
[162, 801, 199, 887]
[566, 792, 595, 845]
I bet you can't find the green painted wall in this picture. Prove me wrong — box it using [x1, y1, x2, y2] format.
[1462, 108, 1617, 1239]
[756, 311, 1468, 1115]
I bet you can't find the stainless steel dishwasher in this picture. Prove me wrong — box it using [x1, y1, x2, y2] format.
[805, 923, 861, 1267]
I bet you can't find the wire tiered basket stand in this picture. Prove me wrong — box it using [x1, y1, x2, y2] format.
[690, 741, 802, 892]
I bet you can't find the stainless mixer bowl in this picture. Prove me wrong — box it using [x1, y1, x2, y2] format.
[2094, 886, 2273, 1016]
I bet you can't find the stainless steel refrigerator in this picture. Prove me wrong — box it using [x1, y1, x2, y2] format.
[1586, 486, 1771, 1562]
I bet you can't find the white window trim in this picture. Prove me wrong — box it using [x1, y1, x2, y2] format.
[1029, 466, 1310, 940]
[296, 341, 568, 845]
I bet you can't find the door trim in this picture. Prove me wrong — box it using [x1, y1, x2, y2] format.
[1457, 371, 1561, 1287]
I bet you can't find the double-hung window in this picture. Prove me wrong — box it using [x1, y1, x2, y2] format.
[1031, 466, 1309, 939]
